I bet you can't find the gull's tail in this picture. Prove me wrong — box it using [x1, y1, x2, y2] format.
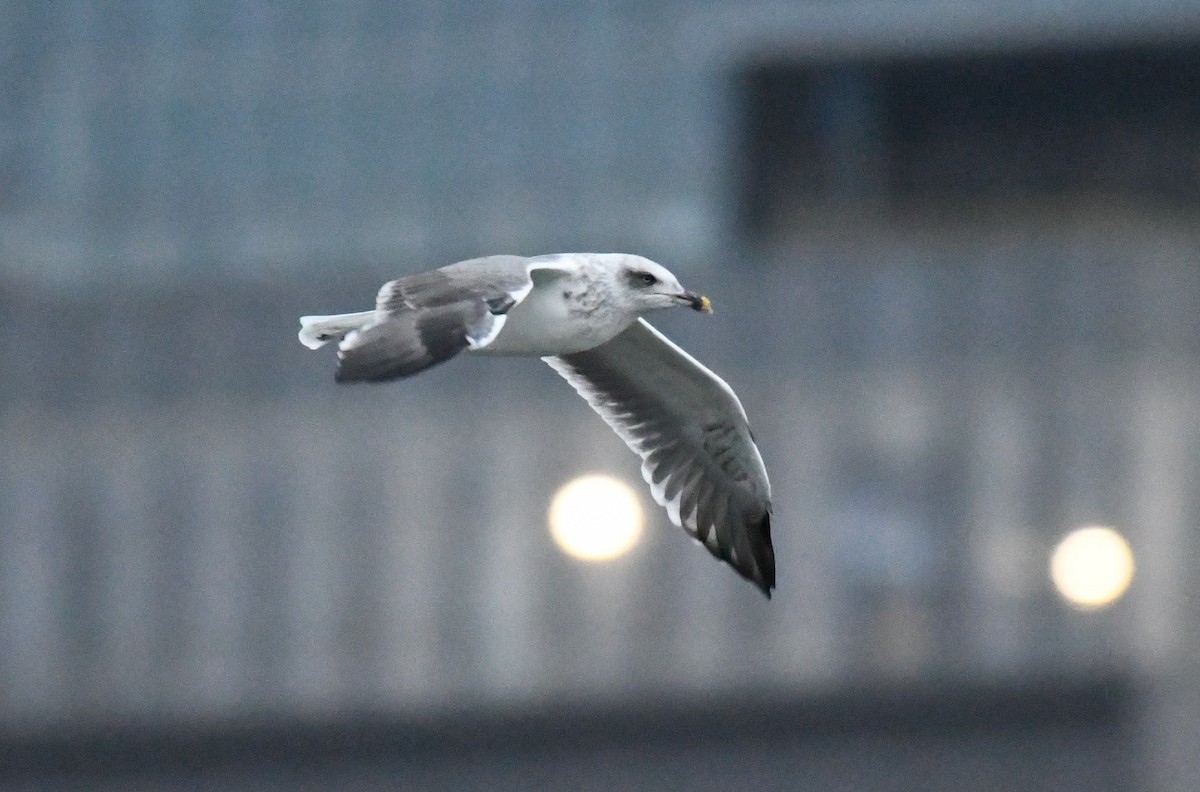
[298, 311, 375, 350]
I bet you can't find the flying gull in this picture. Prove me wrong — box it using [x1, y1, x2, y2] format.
[298, 253, 775, 596]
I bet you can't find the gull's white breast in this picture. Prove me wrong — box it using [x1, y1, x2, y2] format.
[473, 279, 631, 357]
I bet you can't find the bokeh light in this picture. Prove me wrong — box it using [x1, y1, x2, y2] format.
[1049, 525, 1135, 610]
[548, 474, 644, 562]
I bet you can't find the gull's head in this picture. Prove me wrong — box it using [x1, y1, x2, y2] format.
[598, 254, 713, 316]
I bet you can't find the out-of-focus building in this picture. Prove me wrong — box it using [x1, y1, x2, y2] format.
[2, 2, 1199, 789]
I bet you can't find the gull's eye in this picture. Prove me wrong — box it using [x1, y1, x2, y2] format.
[639, 272, 657, 286]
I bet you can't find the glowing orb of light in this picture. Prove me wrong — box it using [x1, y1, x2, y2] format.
[548, 474, 644, 562]
[1049, 525, 1135, 610]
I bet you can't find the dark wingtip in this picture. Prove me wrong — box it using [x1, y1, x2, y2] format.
[335, 354, 403, 383]
[753, 511, 776, 599]
[755, 572, 774, 599]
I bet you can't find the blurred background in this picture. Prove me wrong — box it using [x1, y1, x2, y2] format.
[2, 1, 1199, 790]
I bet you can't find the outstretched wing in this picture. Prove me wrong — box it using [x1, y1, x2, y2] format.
[545, 319, 774, 597]
[337, 255, 563, 382]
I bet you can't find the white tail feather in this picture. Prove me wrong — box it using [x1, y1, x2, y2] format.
[298, 311, 375, 349]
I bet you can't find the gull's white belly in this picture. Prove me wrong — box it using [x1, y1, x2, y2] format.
[473, 285, 631, 356]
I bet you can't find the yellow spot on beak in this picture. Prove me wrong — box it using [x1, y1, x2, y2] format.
[698, 295, 713, 313]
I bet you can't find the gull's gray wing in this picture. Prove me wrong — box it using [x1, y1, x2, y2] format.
[336, 255, 566, 382]
[545, 318, 775, 597]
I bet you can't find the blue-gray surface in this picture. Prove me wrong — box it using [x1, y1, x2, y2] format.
[3, 2, 1200, 790]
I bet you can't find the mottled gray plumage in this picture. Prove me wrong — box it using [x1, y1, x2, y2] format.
[333, 299, 489, 382]
[375, 254, 532, 315]
[299, 253, 775, 597]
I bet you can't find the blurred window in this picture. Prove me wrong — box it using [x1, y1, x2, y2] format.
[735, 43, 1200, 236]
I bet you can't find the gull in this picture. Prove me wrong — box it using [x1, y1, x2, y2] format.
[299, 253, 775, 596]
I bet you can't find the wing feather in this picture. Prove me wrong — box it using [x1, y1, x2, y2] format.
[545, 319, 774, 596]
[337, 256, 568, 382]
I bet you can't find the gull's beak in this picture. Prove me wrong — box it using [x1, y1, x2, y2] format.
[678, 291, 713, 313]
